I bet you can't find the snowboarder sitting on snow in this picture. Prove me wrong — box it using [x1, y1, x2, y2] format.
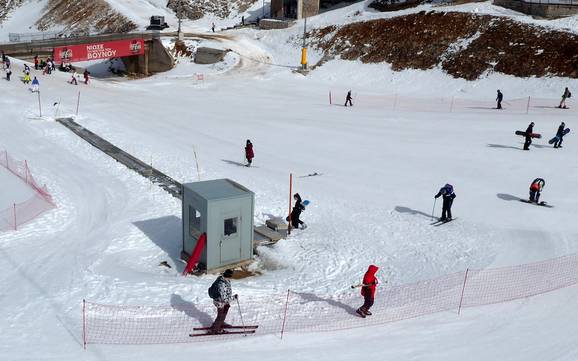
[529, 178, 545, 203]
[245, 139, 254, 167]
[288, 193, 306, 229]
[496, 89, 503, 110]
[434, 184, 456, 222]
[208, 269, 237, 334]
[554, 122, 566, 149]
[559, 87, 571, 109]
[523, 122, 535, 151]
[354, 265, 379, 318]
[345, 90, 353, 107]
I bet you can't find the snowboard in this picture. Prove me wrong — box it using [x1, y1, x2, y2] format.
[519, 199, 553, 208]
[515, 131, 542, 139]
[548, 128, 571, 144]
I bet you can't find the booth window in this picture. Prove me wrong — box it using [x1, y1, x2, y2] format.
[224, 217, 238, 236]
[189, 206, 201, 235]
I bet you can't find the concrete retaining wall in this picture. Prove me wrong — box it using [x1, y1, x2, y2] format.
[194, 47, 228, 64]
[494, 0, 578, 18]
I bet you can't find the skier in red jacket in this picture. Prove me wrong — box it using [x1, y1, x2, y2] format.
[355, 265, 379, 318]
[245, 139, 254, 167]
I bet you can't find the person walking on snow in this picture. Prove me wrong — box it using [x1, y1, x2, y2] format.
[559, 87, 571, 109]
[208, 269, 237, 334]
[345, 90, 353, 107]
[83, 69, 90, 84]
[434, 184, 456, 222]
[31, 76, 39, 92]
[245, 139, 254, 167]
[529, 178, 545, 203]
[23, 70, 31, 84]
[70, 71, 78, 85]
[554, 122, 566, 149]
[211, 23, 215, 32]
[354, 265, 379, 318]
[496, 89, 503, 109]
[34, 55, 39, 70]
[288, 193, 306, 229]
[523, 122, 535, 150]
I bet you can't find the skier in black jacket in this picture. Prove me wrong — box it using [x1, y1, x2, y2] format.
[496, 89, 503, 109]
[289, 193, 305, 229]
[554, 122, 566, 148]
[523, 122, 535, 150]
[345, 90, 353, 107]
[434, 184, 456, 222]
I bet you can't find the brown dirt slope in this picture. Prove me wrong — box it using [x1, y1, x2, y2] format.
[167, 0, 257, 20]
[36, 0, 137, 34]
[310, 11, 578, 80]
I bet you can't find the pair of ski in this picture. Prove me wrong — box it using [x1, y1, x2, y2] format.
[430, 218, 458, 226]
[189, 325, 258, 337]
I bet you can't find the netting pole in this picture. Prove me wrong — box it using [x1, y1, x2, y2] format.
[458, 268, 469, 315]
[76, 91, 81, 116]
[4, 151, 7, 168]
[24, 160, 29, 184]
[329, 91, 332, 105]
[450, 96, 455, 113]
[526, 96, 530, 114]
[280, 289, 290, 340]
[82, 299, 87, 350]
[193, 146, 201, 181]
[37, 91, 42, 117]
[13, 203, 17, 230]
[288, 174, 293, 236]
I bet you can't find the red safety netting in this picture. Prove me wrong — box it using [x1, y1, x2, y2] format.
[83, 253, 578, 347]
[329, 90, 574, 115]
[0, 150, 56, 231]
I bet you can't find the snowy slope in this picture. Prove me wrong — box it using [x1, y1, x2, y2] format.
[2, 2, 578, 360]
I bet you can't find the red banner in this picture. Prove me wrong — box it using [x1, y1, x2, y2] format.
[53, 38, 145, 62]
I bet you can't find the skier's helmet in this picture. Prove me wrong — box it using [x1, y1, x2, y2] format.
[444, 184, 454, 194]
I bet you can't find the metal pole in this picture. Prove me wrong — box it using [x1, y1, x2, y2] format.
[288, 174, 293, 235]
[431, 198, 437, 221]
[82, 299, 87, 349]
[37, 91, 42, 117]
[458, 268, 469, 315]
[280, 289, 290, 339]
[235, 297, 249, 335]
[76, 91, 80, 116]
[263, 0, 265, 18]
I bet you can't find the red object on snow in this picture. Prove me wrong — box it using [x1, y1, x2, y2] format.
[182, 233, 206, 275]
[245, 143, 254, 160]
[361, 265, 379, 297]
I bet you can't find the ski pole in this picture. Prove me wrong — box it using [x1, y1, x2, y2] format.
[235, 296, 248, 335]
[431, 198, 437, 220]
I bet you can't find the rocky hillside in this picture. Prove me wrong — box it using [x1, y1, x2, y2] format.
[0, 0, 24, 23]
[310, 11, 578, 80]
[35, 0, 137, 34]
[166, 0, 257, 20]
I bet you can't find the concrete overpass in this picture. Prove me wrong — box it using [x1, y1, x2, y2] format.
[0, 32, 174, 76]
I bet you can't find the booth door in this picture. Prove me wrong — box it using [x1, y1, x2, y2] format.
[220, 211, 242, 264]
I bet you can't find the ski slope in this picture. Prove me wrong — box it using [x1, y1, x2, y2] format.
[2, 2, 578, 360]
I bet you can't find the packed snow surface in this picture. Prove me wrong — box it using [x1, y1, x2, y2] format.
[2, 1, 578, 360]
